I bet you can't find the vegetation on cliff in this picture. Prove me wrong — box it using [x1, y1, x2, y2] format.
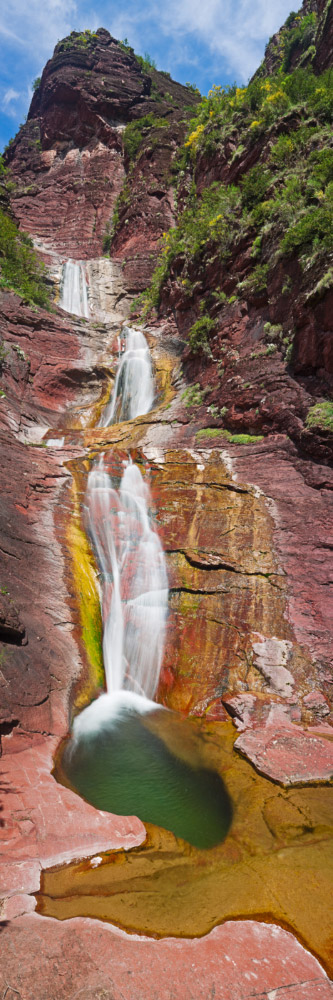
[0, 209, 51, 309]
[141, 65, 332, 340]
[0, 159, 50, 309]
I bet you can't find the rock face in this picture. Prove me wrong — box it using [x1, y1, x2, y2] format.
[0, 5, 333, 999]
[5, 29, 197, 285]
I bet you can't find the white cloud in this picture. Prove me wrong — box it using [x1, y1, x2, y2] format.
[159, 0, 296, 80]
[3, 87, 20, 107]
[0, 0, 78, 61]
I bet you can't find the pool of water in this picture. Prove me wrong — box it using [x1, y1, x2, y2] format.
[56, 692, 233, 849]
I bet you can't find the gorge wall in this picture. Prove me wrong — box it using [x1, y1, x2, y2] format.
[0, 5, 333, 998]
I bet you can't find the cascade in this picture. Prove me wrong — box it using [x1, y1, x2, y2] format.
[87, 324, 167, 702]
[60, 323, 232, 848]
[101, 325, 154, 426]
[59, 260, 90, 318]
[87, 455, 168, 700]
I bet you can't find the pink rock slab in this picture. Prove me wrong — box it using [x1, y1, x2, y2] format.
[235, 723, 333, 784]
[0, 913, 331, 1000]
[0, 734, 145, 898]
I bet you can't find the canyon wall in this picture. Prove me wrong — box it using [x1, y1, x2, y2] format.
[0, 5, 332, 997]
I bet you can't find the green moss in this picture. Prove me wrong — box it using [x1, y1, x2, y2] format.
[227, 432, 264, 444]
[306, 401, 333, 432]
[196, 427, 224, 439]
[196, 428, 264, 444]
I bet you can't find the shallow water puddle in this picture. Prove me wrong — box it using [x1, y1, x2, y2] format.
[37, 719, 333, 977]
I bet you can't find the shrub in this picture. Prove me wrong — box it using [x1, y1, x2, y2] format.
[181, 383, 209, 406]
[123, 114, 167, 161]
[0, 209, 51, 308]
[243, 263, 269, 293]
[282, 13, 317, 72]
[241, 167, 272, 209]
[281, 198, 333, 256]
[188, 315, 215, 355]
[136, 52, 157, 73]
[32, 77, 41, 92]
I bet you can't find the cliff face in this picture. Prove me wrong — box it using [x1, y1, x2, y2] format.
[127, 0, 333, 463]
[0, 8, 333, 998]
[5, 30, 197, 285]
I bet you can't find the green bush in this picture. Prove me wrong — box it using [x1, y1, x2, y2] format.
[241, 167, 272, 209]
[135, 52, 157, 73]
[181, 383, 209, 406]
[188, 315, 215, 355]
[123, 113, 167, 162]
[282, 13, 317, 72]
[281, 196, 333, 256]
[242, 263, 269, 293]
[0, 209, 51, 308]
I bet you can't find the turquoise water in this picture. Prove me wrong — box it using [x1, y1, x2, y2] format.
[60, 696, 232, 850]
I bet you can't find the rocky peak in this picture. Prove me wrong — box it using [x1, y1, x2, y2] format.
[4, 30, 198, 263]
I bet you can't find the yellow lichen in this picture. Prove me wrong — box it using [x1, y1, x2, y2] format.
[66, 465, 104, 709]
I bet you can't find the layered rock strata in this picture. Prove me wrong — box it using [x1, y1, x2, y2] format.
[0, 8, 332, 999]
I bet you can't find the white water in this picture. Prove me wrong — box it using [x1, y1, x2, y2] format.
[73, 690, 163, 740]
[87, 456, 168, 700]
[60, 260, 89, 318]
[101, 325, 154, 426]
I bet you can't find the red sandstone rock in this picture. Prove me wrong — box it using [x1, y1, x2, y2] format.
[0, 914, 331, 1000]
[5, 30, 197, 271]
[235, 723, 333, 784]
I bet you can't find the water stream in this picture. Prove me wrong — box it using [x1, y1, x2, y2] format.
[57, 262, 232, 848]
[59, 260, 90, 318]
[101, 325, 154, 426]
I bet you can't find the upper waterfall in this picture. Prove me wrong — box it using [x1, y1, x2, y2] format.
[101, 326, 154, 426]
[59, 260, 90, 318]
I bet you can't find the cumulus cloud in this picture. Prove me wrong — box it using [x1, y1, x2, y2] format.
[159, 0, 296, 80]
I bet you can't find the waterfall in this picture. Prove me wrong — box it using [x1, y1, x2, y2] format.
[88, 326, 168, 701]
[87, 457, 168, 700]
[101, 325, 154, 426]
[61, 322, 233, 848]
[60, 260, 89, 318]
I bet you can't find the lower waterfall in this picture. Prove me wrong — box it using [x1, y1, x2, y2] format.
[59, 260, 89, 318]
[58, 319, 232, 848]
[87, 456, 168, 700]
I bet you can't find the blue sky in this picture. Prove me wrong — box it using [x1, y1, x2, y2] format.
[0, 0, 297, 152]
